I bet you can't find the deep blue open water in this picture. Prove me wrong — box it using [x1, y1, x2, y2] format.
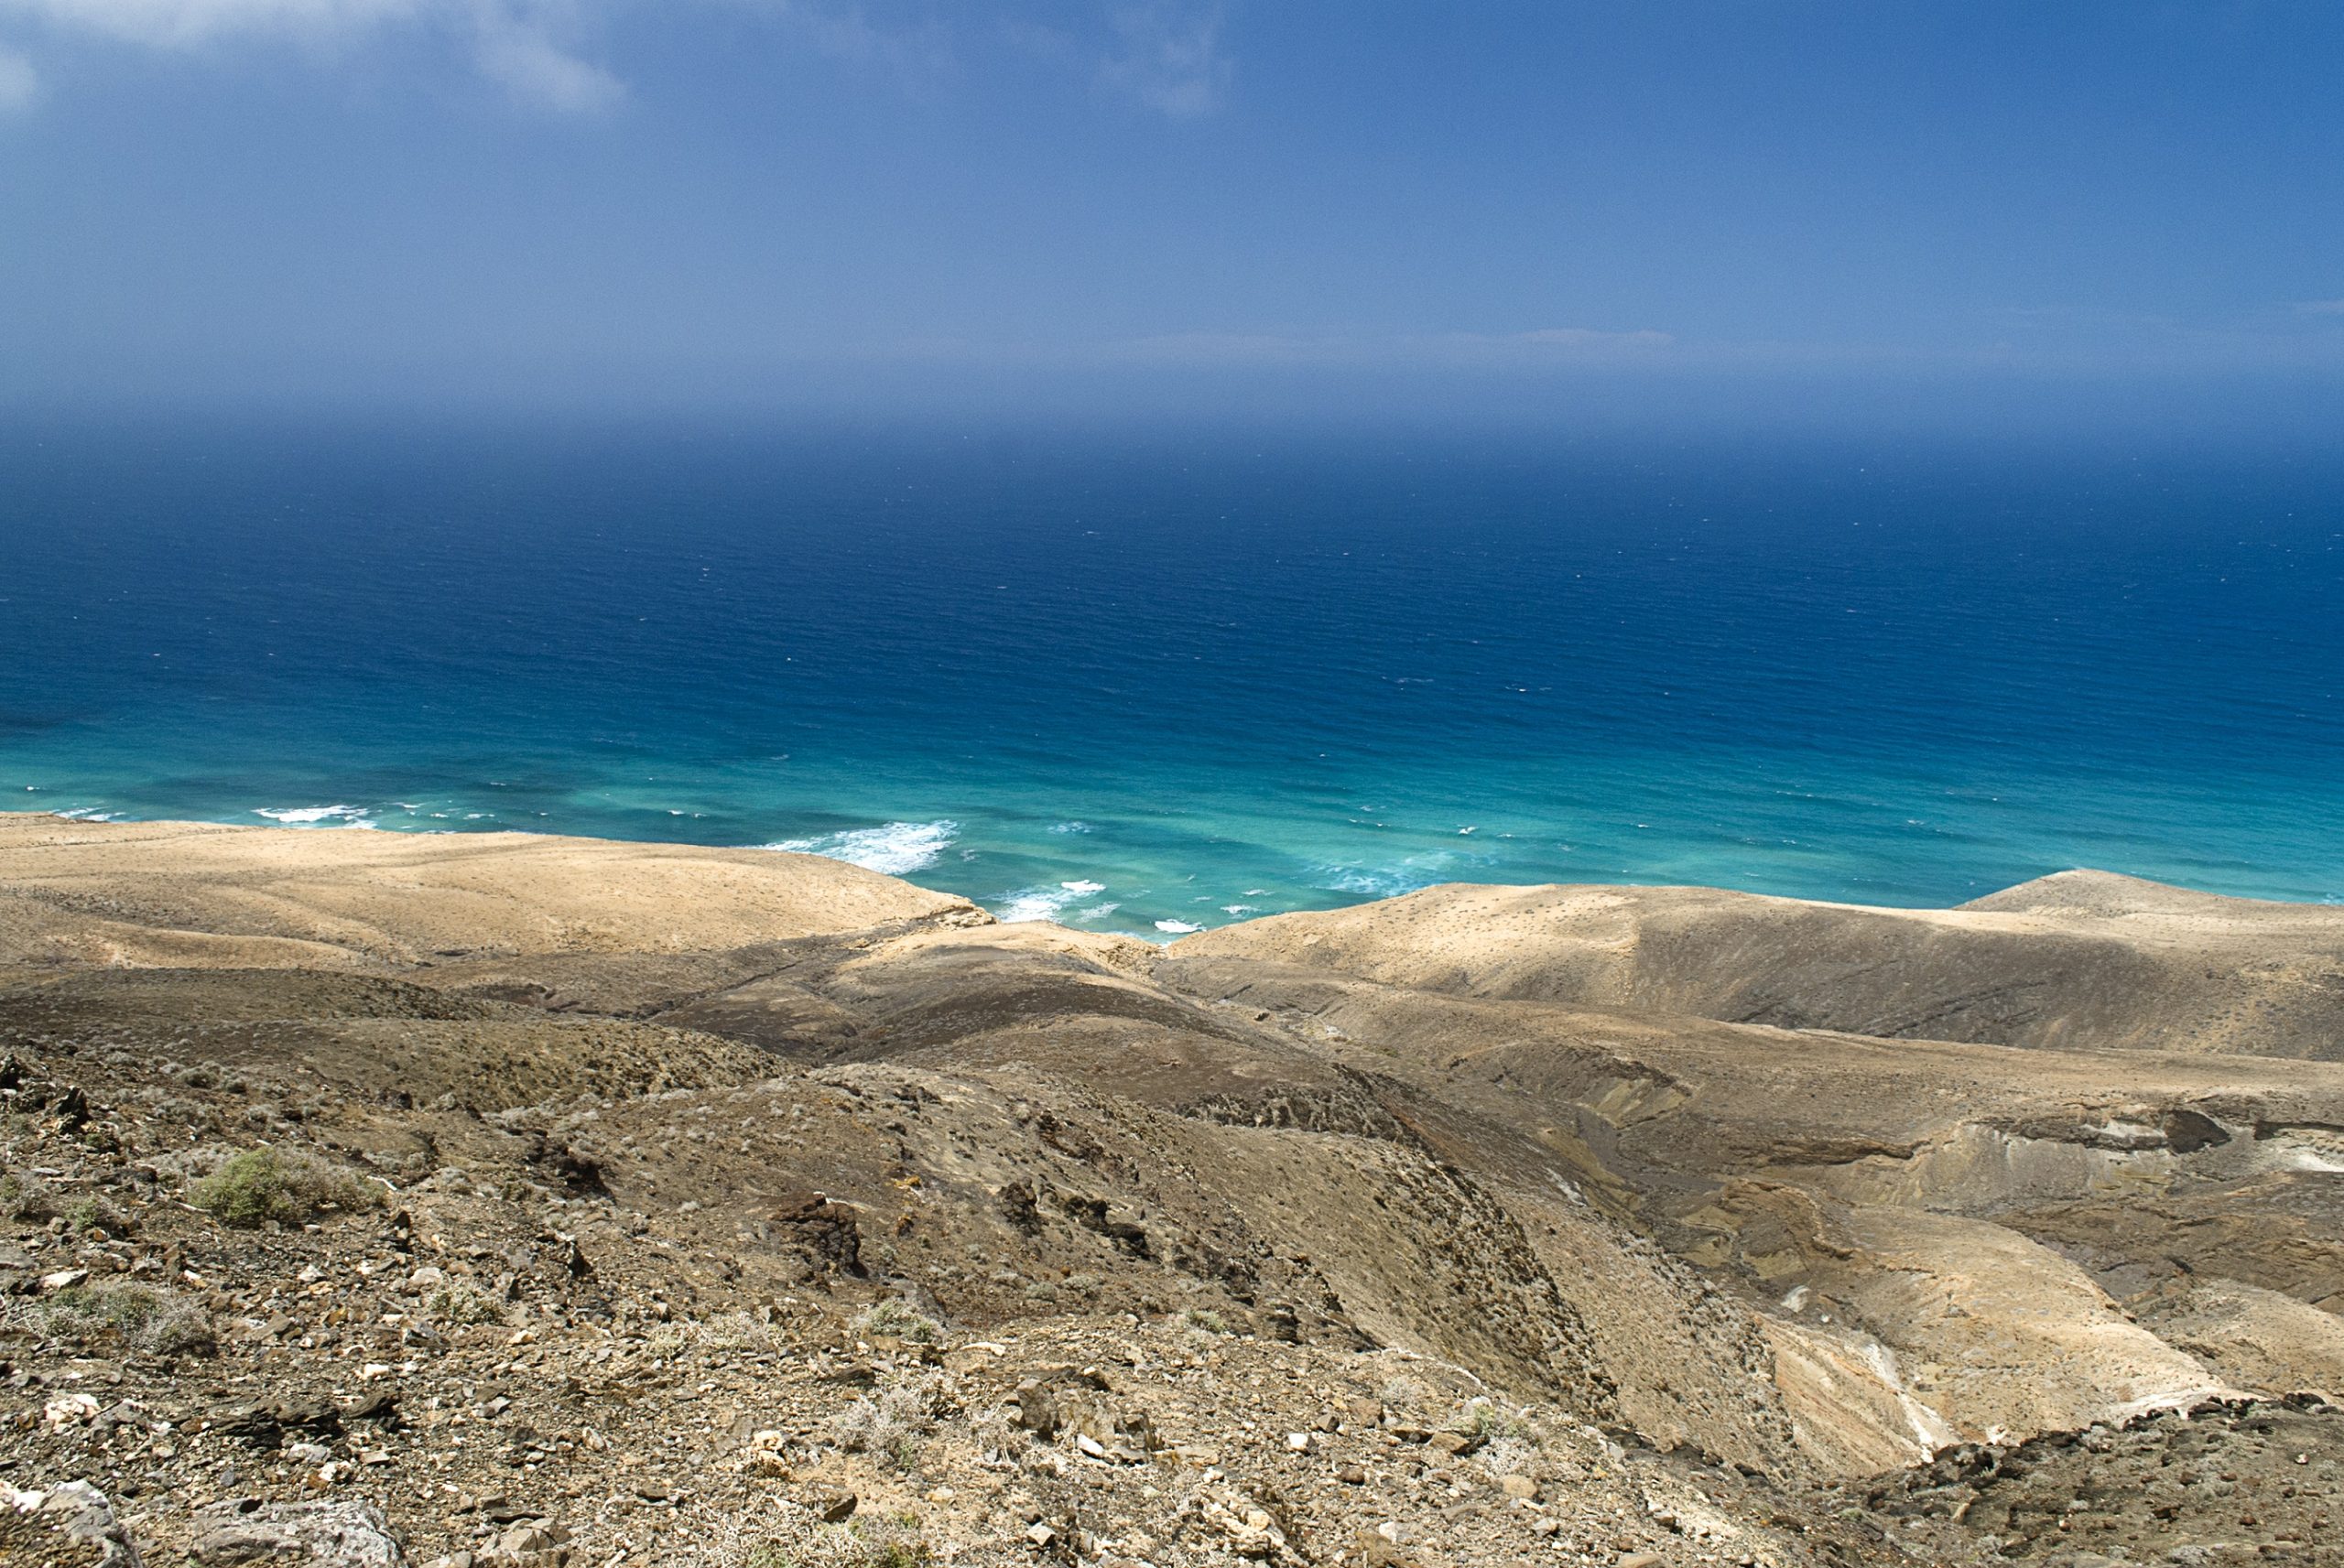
[3, 419, 2339, 934]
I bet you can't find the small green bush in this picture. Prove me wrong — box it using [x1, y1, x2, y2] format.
[681, 1500, 931, 1568]
[42, 1281, 160, 1336]
[142, 1295, 222, 1356]
[425, 1279, 505, 1325]
[189, 1146, 382, 1227]
[737, 1522, 927, 1568]
[38, 1281, 216, 1356]
[694, 1311, 787, 1353]
[828, 1378, 938, 1471]
[852, 1299, 941, 1344]
[1454, 1397, 1534, 1443]
[65, 1193, 130, 1236]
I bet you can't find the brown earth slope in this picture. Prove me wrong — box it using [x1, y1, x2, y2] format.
[4, 816, 2340, 1568]
[0, 814, 978, 970]
[1167, 871, 2344, 1058]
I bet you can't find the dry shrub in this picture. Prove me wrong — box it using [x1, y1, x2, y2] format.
[828, 1375, 940, 1472]
[851, 1299, 941, 1344]
[188, 1146, 383, 1227]
[425, 1278, 506, 1326]
[678, 1501, 931, 1568]
[33, 1281, 217, 1355]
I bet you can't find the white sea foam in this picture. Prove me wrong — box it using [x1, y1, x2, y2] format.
[994, 879, 1112, 924]
[50, 807, 122, 822]
[254, 805, 375, 828]
[996, 889, 1069, 923]
[989, 891, 1055, 918]
[1221, 903, 1257, 915]
[1047, 821, 1093, 834]
[1312, 846, 1479, 900]
[1154, 918, 1204, 935]
[769, 819, 959, 876]
[1318, 866, 1416, 898]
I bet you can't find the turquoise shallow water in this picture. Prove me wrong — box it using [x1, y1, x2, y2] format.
[3, 418, 2339, 932]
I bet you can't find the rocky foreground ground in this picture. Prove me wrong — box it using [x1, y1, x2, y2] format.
[1, 815, 2340, 1568]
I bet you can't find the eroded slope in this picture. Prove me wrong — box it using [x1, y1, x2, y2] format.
[1167, 871, 2344, 1058]
[5, 820, 2341, 1568]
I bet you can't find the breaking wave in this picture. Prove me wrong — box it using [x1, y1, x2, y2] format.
[254, 805, 376, 828]
[995, 879, 1111, 924]
[769, 819, 959, 876]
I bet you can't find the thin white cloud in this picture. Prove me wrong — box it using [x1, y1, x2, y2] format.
[1110, 327, 1677, 366]
[1115, 330, 1335, 364]
[0, 43, 36, 107]
[471, 2, 619, 110]
[0, 0, 621, 111]
[1438, 327, 1677, 353]
[0, 1, 430, 49]
[0, 2, 1229, 117]
[1095, 0, 1228, 117]
[782, 2, 951, 87]
[1969, 299, 2344, 370]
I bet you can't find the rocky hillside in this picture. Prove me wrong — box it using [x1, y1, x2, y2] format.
[2, 815, 2339, 1568]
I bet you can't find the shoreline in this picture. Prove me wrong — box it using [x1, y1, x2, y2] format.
[11, 802, 2342, 946]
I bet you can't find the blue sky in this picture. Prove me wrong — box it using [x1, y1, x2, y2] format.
[4, 1, 2341, 425]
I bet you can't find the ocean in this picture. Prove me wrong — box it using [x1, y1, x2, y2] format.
[4, 417, 2339, 933]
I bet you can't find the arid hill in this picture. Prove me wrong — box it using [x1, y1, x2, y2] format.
[3, 814, 2339, 1568]
[0, 814, 976, 971]
[1170, 871, 2344, 1058]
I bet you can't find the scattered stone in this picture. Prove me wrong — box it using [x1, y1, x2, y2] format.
[1013, 1379, 1060, 1438]
[4, 1480, 142, 1568]
[5, 832, 2338, 1568]
[188, 1498, 403, 1568]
